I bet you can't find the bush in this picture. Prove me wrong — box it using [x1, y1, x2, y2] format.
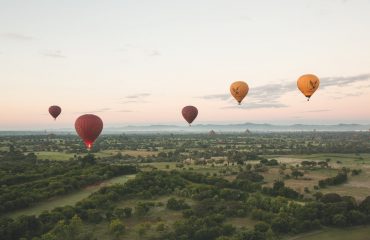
[109, 219, 125, 237]
[332, 214, 346, 227]
[86, 209, 102, 223]
[167, 198, 190, 210]
[319, 172, 347, 188]
[254, 222, 270, 233]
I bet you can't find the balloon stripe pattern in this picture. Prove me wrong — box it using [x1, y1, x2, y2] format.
[75, 114, 103, 150]
[48, 106, 62, 120]
[182, 106, 198, 126]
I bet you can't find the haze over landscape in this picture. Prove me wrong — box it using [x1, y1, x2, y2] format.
[1, 0, 369, 130]
[2, 2, 370, 240]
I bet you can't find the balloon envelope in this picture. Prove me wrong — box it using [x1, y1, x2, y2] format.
[182, 106, 198, 126]
[297, 74, 320, 100]
[75, 114, 103, 149]
[230, 81, 249, 104]
[49, 106, 62, 120]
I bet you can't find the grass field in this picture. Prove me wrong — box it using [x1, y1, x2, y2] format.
[35, 149, 158, 161]
[6, 174, 136, 218]
[144, 154, 370, 200]
[262, 154, 370, 199]
[226, 217, 258, 229]
[285, 226, 370, 240]
[35, 151, 76, 161]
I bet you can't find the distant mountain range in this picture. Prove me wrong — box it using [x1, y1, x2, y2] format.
[0, 123, 369, 135]
[111, 123, 370, 133]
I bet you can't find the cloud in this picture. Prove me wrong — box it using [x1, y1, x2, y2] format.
[199, 94, 230, 101]
[116, 43, 137, 52]
[125, 93, 151, 99]
[74, 108, 111, 114]
[121, 100, 138, 104]
[345, 92, 363, 97]
[41, 50, 66, 58]
[320, 74, 370, 89]
[201, 73, 370, 109]
[222, 102, 288, 110]
[200, 83, 292, 109]
[120, 93, 151, 104]
[1, 32, 33, 41]
[321, 74, 370, 99]
[299, 109, 331, 113]
[121, 100, 149, 104]
[117, 110, 134, 113]
[355, 84, 370, 89]
[148, 50, 161, 57]
[240, 16, 252, 21]
[117, 44, 161, 57]
[249, 82, 295, 100]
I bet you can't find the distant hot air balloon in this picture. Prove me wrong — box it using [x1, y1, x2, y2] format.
[297, 74, 320, 101]
[75, 114, 103, 150]
[182, 106, 198, 126]
[230, 81, 249, 105]
[49, 105, 62, 120]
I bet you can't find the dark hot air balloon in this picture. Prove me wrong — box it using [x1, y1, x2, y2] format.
[182, 106, 198, 126]
[49, 105, 61, 120]
[75, 114, 103, 150]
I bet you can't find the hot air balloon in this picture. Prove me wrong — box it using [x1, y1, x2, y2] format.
[182, 106, 198, 126]
[230, 81, 249, 105]
[48, 105, 61, 120]
[75, 114, 103, 150]
[297, 74, 320, 101]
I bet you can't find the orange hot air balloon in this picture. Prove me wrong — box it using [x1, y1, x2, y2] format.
[297, 74, 320, 101]
[182, 106, 198, 126]
[49, 105, 61, 120]
[230, 81, 249, 105]
[75, 114, 103, 150]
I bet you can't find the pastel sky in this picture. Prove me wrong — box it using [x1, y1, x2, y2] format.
[1, 0, 370, 130]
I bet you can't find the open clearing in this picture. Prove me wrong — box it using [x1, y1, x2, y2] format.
[6, 174, 136, 218]
[35, 149, 158, 161]
[263, 154, 370, 199]
[35, 151, 76, 161]
[285, 226, 370, 240]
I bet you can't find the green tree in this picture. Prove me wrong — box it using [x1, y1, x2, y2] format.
[332, 214, 346, 227]
[254, 221, 270, 233]
[86, 209, 102, 223]
[109, 219, 125, 238]
[113, 208, 125, 219]
[123, 207, 132, 218]
[291, 169, 304, 179]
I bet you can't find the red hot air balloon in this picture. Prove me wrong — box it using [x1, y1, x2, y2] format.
[182, 106, 198, 126]
[75, 114, 103, 150]
[49, 105, 61, 120]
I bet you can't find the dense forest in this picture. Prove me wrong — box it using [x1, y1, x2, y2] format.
[0, 149, 137, 214]
[1, 170, 370, 240]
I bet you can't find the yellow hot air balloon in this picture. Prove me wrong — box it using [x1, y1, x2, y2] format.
[230, 81, 249, 105]
[297, 74, 320, 101]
